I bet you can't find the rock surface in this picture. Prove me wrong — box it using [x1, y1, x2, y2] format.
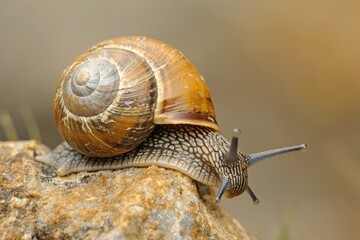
[0, 141, 255, 240]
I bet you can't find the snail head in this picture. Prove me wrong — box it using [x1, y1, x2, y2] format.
[215, 128, 307, 203]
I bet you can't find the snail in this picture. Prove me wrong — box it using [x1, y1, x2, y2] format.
[35, 36, 306, 202]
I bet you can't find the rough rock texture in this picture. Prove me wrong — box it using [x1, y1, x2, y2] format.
[0, 141, 255, 240]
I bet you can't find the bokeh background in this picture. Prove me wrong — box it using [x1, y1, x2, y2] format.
[0, 1, 359, 239]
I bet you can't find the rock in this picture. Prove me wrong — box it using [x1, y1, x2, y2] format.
[0, 141, 255, 240]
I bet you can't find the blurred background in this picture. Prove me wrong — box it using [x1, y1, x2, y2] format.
[0, 1, 359, 239]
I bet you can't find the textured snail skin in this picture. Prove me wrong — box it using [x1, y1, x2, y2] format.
[36, 125, 248, 198]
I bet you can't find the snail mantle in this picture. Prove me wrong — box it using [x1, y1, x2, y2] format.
[0, 141, 255, 240]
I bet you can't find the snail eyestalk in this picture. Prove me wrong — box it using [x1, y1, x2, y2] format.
[216, 177, 230, 202]
[216, 128, 241, 201]
[246, 144, 307, 167]
[224, 128, 241, 164]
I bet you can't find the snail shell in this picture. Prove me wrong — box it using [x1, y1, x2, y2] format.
[55, 37, 218, 157]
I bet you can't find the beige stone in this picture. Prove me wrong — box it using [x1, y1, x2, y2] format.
[0, 141, 255, 240]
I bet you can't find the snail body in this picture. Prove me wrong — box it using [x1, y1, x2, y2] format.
[36, 37, 306, 201]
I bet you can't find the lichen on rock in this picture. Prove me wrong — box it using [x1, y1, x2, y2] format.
[0, 141, 255, 239]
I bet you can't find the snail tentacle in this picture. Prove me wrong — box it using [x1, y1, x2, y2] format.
[246, 144, 307, 167]
[246, 186, 260, 204]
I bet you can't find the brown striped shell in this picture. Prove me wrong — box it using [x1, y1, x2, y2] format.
[54, 37, 219, 157]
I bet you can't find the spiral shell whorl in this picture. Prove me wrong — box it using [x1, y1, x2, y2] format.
[55, 47, 157, 157]
[65, 57, 120, 116]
